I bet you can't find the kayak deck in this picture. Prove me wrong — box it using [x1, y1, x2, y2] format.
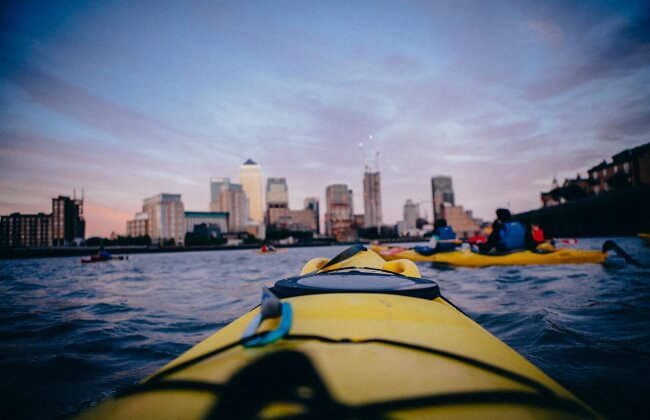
[82, 293, 596, 419]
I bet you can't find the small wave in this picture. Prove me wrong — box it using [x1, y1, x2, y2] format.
[89, 302, 136, 315]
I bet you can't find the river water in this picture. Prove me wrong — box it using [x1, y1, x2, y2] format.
[1, 238, 649, 419]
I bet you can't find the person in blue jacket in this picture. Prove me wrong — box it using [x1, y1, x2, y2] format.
[479, 208, 526, 254]
[414, 219, 458, 255]
[97, 245, 112, 260]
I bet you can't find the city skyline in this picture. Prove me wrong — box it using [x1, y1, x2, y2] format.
[2, 1, 649, 237]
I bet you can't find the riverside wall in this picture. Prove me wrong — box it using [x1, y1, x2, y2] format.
[514, 185, 650, 237]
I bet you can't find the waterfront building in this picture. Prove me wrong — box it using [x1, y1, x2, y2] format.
[363, 170, 382, 228]
[126, 212, 149, 237]
[266, 177, 288, 224]
[588, 142, 650, 194]
[541, 176, 591, 207]
[325, 184, 355, 241]
[0, 213, 51, 248]
[184, 211, 229, 234]
[52, 195, 85, 246]
[403, 199, 419, 230]
[267, 208, 318, 231]
[1, 193, 84, 248]
[142, 193, 185, 245]
[239, 159, 264, 224]
[208, 178, 250, 232]
[431, 176, 455, 222]
[441, 204, 481, 238]
[266, 178, 289, 209]
[304, 197, 320, 234]
[219, 185, 249, 232]
[209, 177, 230, 212]
[540, 142, 650, 207]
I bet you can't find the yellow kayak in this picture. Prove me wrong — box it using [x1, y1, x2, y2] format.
[639, 233, 650, 245]
[79, 246, 598, 419]
[371, 245, 607, 267]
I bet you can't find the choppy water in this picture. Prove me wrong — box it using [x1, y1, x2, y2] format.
[1, 238, 649, 419]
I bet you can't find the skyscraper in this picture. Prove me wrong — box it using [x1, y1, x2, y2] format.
[209, 178, 249, 232]
[304, 197, 320, 234]
[266, 178, 289, 209]
[431, 176, 454, 221]
[363, 170, 382, 228]
[239, 159, 264, 224]
[209, 177, 230, 212]
[142, 193, 185, 245]
[403, 199, 419, 230]
[52, 195, 85, 246]
[325, 184, 354, 240]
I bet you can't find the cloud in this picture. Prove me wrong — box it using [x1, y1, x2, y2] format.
[8, 65, 193, 148]
[526, 8, 650, 101]
[524, 20, 563, 44]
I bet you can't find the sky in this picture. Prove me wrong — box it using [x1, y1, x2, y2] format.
[1, 1, 649, 237]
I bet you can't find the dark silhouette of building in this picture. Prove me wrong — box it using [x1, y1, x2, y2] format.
[541, 142, 650, 207]
[325, 184, 355, 241]
[363, 171, 382, 228]
[304, 197, 320, 234]
[0, 213, 51, 248]
[51, 196, 85, 246]
[1, 194, 85, 248]
[431, 176, 454, 221]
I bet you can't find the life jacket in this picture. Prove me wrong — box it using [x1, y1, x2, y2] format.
[434, 226, 456, 240]
[531, 225, 545, 243]
[434, 226, 457, 252]
[499, 221, 526, 250]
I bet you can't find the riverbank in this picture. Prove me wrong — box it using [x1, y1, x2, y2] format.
[0, 237, 426, 260]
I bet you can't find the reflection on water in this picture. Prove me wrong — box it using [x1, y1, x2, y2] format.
[1, 238, 649, 418]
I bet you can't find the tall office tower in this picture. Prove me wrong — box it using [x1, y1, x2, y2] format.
[431, 176, 455, 221]
[209, 177, 231, 212]
[325, 184, 354, 240]
[403, 199, 419, 230]
[51, 195, 85, 246]
[304, 197, 320, 234]
[142, 193, 186, 245]
[239, 159, 264, 224]
[219, 184, 249, 232]
[266, 178, 289, 209]
[363, 170, 382, 228]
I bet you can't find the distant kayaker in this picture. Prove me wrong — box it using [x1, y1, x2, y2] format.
[97, 246, 112, 260]
[479, 208, 526, 254]
[414, 219, 458, 256]
[525, 222, 546, 249]
[260, 243, 276, 253]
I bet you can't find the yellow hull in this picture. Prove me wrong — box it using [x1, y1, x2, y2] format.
[80, 247, 598, 419]
[639, 233, 650, 244]
[372, 245, 607, 267]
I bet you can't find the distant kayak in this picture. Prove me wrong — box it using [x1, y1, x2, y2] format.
[556, 238, 579, 245]
[81, 256, 127, 264]
[371, 245, 607, 267]
[255, 248, 287, 254]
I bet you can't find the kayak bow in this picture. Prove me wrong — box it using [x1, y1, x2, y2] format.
[79, 246, 598, 419]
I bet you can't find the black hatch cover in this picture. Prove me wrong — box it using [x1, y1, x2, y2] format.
[271, 271, 440, 300]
